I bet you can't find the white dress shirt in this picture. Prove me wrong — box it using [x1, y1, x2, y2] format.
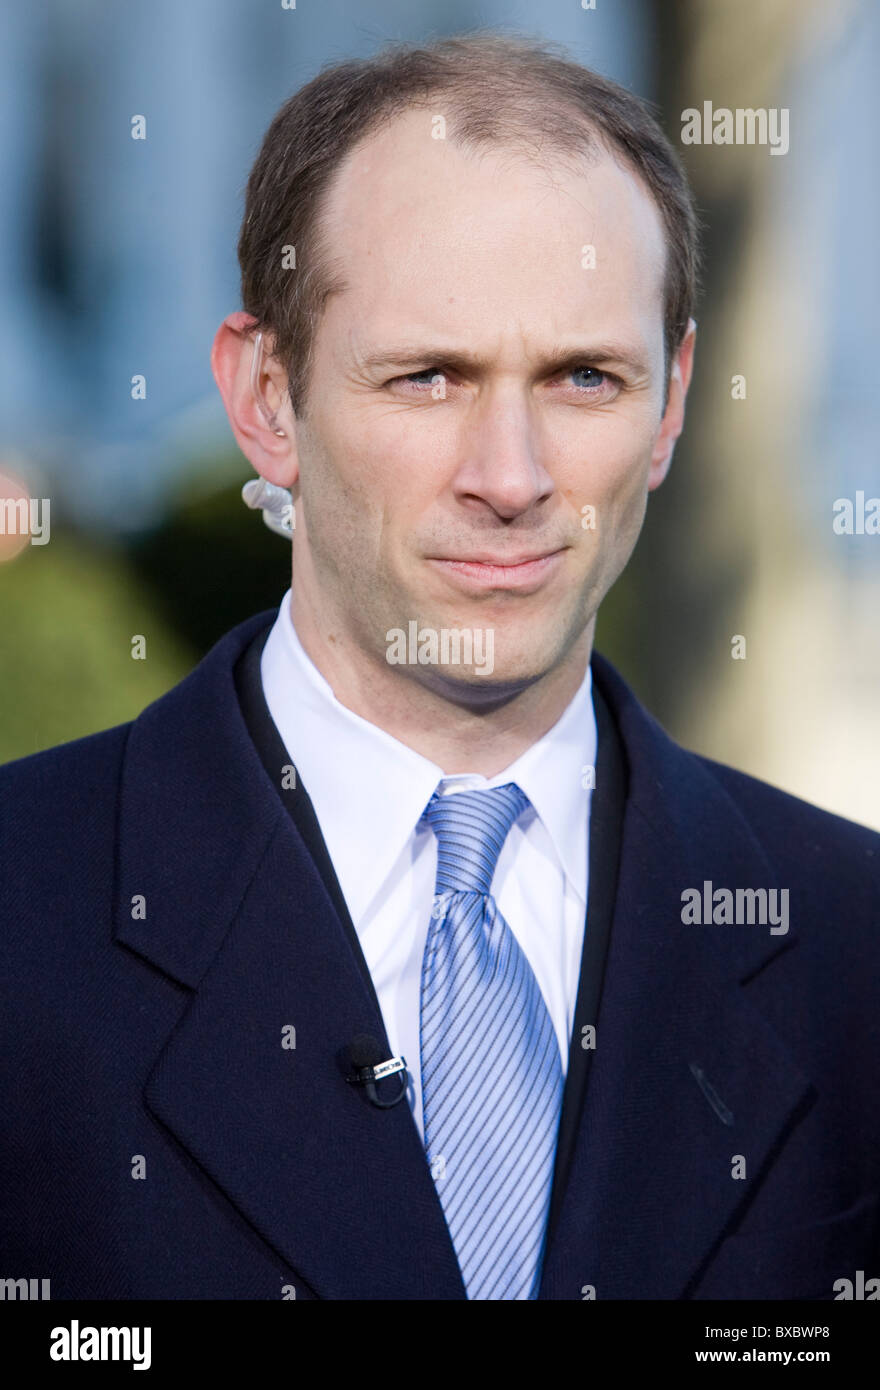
[260, 589, 597, 1141]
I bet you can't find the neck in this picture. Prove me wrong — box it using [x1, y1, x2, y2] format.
[289, 591, 594, 778]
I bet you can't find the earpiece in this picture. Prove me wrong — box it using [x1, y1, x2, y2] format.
[241, 331, 293, 536]
[250, 330, 286, 436]
[241, 477, 294, 539]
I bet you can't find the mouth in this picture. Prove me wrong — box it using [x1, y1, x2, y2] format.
[426, 548, 567, 592]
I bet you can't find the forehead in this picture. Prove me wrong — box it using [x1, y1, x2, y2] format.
[318, 105, 667, 354]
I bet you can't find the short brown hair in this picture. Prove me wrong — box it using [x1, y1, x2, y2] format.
[238, 32, 700, 415]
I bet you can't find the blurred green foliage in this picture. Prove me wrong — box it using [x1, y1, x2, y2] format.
[0, 534, 195, 764]
[0, 533, 196, 767]
[0, 475, 291, 765]
[128, 478, 292, 653]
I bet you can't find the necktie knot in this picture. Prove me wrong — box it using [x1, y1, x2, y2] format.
[422, 782, 530, 895]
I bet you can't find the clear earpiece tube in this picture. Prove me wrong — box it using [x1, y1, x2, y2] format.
[249, 330, 286, 436]
[243, 330, 294, 537]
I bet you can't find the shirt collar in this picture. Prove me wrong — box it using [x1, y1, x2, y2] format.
[260, 590, 596, 921]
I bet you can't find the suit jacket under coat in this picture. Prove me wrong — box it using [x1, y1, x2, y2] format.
[1, 609, 879, 1300]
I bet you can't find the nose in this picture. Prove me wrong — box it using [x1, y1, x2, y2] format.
[451, 387, 555, 519]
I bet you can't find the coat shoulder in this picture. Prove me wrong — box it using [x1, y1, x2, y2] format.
[694, 750, 880, 892]
[0, 722, 132, 852]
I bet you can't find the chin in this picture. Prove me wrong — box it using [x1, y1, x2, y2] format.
[412, 661, 549, 713]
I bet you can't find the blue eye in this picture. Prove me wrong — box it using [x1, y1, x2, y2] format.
[570, 367, 607, 390]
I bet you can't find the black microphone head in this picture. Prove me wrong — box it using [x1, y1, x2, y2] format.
[349, 1033, 383, 1070]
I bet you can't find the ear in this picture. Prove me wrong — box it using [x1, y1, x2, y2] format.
[647, 319, 697, 492]
[210, 312, 300, 488]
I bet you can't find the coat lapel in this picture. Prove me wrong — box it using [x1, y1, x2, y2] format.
[538, 654, 815, 1299]
[114, 613, 466, 1300]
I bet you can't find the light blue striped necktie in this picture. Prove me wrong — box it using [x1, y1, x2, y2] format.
[419, 782, 564, 1300]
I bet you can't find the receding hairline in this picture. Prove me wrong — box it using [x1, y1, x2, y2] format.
[298, 102, 671, 391]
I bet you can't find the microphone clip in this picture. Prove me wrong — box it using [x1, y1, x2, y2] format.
[347, 1053, 409, 1110]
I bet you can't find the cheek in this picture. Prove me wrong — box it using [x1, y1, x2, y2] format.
[559, 424, 654, 524]
[299, 416, 382, 532]
[320, 409, 436, 498]
[597, 466, 652, 557]
[298, 418, 434, 588]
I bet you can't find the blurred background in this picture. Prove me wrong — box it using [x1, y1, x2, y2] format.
[1, 0, 878, 828]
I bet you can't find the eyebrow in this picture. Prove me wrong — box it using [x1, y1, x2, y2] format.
[356, 342, 652, 379]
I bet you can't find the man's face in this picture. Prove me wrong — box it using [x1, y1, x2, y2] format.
[285, 109, 691, 699]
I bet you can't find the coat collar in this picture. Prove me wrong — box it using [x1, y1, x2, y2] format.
[114, 612, 812, 1299]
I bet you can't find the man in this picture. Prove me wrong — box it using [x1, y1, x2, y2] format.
[2, 35, 878, 1302]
